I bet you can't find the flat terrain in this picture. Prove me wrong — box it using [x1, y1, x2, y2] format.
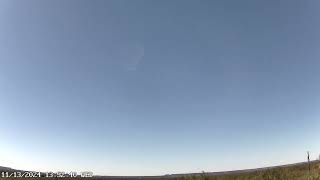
[1, 160, 320, 180]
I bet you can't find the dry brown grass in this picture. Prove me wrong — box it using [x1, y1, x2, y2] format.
[1, 161, 320, 180]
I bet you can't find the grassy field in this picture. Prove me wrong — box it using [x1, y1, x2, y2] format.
[1, 161, 320, 180]
[174, 161, 320, 180]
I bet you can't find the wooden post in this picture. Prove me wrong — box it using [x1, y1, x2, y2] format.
[307, 151, 310, 172]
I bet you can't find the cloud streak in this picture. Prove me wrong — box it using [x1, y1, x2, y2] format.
[127, 45, 144, 71]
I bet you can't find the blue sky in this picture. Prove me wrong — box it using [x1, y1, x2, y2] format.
[1, 0, 320, 176]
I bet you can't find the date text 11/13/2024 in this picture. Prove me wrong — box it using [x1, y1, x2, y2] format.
[1, 171, 93, 178]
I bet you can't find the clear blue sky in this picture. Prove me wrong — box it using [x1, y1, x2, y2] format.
[1, 0, 320, 176]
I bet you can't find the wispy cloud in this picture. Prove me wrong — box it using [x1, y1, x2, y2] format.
[127, 45, 144, 71]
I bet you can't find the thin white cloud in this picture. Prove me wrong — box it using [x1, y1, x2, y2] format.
[127, 45, 144, 71]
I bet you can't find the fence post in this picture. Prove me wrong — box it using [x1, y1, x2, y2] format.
[307, 151, 310, 172]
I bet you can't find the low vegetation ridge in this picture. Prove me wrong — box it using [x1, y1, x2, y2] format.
[1, 160, 320, 180]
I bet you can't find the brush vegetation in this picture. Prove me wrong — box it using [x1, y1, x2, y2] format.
[1, 161, 320, 180]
